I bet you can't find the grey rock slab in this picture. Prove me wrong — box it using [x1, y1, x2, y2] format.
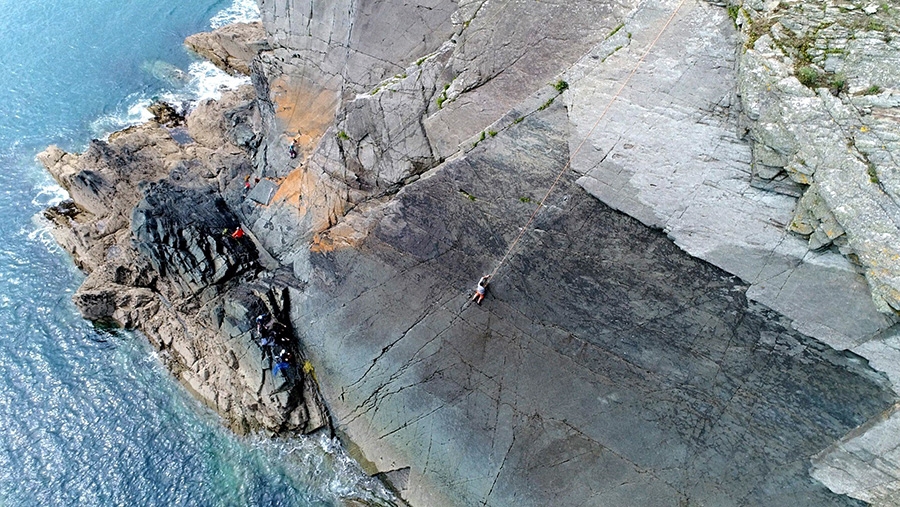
[567, 0, 894, 347]
[259, 0, 459, 95]
[247, 178, 279, 205]
[294, 101, 894, 506]
[812, 404, 900, 505]
[423, 0, 626, 160]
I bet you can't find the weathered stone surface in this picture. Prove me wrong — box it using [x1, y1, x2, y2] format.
[811, 403, 900, 506]
[295, 102, 895, 506]
[248, 0, 900, 503]
[37, 86, 327, 436]
[185, 21, 269, 76]
[132, 182, 258, 296]
[258, 0, 458, 97]
[39, 0, 900, 504]
[731, 0, 900, 316]
[569, 0, 896, 350]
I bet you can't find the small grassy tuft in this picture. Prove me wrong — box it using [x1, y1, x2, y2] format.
[727, 4, 740, 23]
[796, 66, 820, 87]
[459, 189, 477, 201]
[864, 84, 883, 95]
[607, 23, 624, 39]
[868, 162, 880, 184]
[336, 130, 350, 141]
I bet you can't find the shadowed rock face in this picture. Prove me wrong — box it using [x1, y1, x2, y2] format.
[295, 104, 896, 506]
[132, 181, 259, 297]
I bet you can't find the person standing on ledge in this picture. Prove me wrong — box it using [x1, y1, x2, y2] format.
[472, 275, 490, 305]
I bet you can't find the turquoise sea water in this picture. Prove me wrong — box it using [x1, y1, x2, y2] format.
[0, 1, 392, 505]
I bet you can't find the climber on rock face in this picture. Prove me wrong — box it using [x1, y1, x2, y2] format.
[289, 139, 297, 159]
[471, 274, 490, 305]
[272, 347, 293, 378]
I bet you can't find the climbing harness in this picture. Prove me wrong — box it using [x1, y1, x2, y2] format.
[487, 0, 689, 283]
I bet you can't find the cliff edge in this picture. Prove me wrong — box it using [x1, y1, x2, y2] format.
[39, 1, 900, 506]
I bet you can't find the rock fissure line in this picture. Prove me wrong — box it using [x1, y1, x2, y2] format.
[37, 1, 900, 504]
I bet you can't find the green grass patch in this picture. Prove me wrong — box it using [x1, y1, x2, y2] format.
[537, 97, 555, 111]
[436, 83, 450, 109]
[488, 130, 497, 137]
[868, 162, 880, 184]
[519, 196, 532, 203]
[472, 131, 487, 148]
[795, 65, 847, 94]
[796, 66, 820, 87]
[727, 4, 740, 24]
[554, 80, 569, 93]
[607, 23, 624, 39]
[868, 19, 887, 32]
[863, 84, 883, 95]
[830, 74, 847, 94]
[336, 130, 350, 141]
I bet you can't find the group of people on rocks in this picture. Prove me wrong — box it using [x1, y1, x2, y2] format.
[253, 313, 295, 383]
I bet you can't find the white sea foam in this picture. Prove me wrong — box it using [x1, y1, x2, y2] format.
[83, 1, 257, 141]
[184, 60, 251, 102]
[88, 59, 249, 142]
[243, 432, 398, 505]
[30, 183, 68, 208]
[210, 0, 261, 29]
[89, 92, 155, 140]
[26, 223, 62, 254]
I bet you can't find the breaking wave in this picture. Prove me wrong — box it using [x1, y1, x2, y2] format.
[210, 0, 262, 29]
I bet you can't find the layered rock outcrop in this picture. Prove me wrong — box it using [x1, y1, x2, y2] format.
[40, 83, 327, 435]
[39, 0, 900, 506]
[720, 3, 900, 503]
[185, 21, 270, 76]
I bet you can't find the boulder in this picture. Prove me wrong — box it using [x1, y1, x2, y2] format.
[185, 21, 269, 76]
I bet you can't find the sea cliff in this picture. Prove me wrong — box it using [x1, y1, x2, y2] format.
[39, 0, 900, 505]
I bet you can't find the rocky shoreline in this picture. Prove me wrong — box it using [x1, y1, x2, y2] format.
[39, 1, 900, 505]
[39, 41, 328, 436]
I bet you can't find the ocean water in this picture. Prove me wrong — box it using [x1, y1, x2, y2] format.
[0, 1, 393, 505]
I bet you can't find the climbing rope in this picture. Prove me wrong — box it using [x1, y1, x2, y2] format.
[487, 0, 689, 281]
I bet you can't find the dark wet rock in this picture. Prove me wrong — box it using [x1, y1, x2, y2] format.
[147, 101, 185, 128]
[132, 181, 259, 296]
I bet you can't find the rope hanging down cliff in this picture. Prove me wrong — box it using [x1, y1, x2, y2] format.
[486, 0, 688, 283]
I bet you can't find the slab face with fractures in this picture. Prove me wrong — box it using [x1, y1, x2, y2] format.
[295, 102, 895, 506]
